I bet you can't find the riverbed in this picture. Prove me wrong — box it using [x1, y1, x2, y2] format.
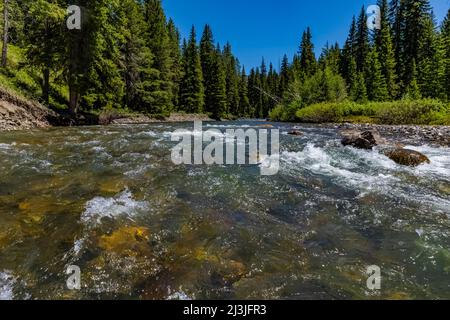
[0, 121, 449, 299]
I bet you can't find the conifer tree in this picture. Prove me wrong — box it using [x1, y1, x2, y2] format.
[66, 0, 124, 113]
[209, 44, 227, 119]
[143, 0, 173, 114]
[167, 18, 182, 108]
[341, 16, 358, 84]
[238, 67, 250, 117]
[179, 26, 204, 113]
[278, 54, 290, 97]
[298, 27, 316, 78]
[442, 9, 450, 100]
[118, 0, 154, 111]
[404, 59, 421, 99]
[354, 72, 368, 102]
[347, 57, 359, 100]
[223, 42, 240, 115]
[401, 0, 433, 90]
[365, 47, 389, 101]
[355, 6, 370, 72]
[417, 14, 445, 98]
[376, 0, 398, 99]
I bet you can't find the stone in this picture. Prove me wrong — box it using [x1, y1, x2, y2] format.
[341, 130, 385, 150]
[288, 130, 303, 136]
[98, 226, 151, 256]
[382, 148, 431, 167]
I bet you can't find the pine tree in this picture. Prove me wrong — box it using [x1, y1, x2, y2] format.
[348, 57, 359, 100]
[66, 0, 124, 113]
[167, 18, 182, 108]
[417, 14, 444, 98]
[238, 67, 250, 117]
[278, 54, 290, 97]
[442, 9, 450, 100]
[365, 47, 389, 101]
[119, 0, 153, 111]
[404, 59, 421, 99]
[401, 0, 433, 90]
[298, 27, 316, 78]
[355, 6, 370, 72]
[200, 25, 216, 114]
[354, 72, 368, 102]
[341, 16, 358, 84]
[207, 43, 227, 119]
[376, 0, 398, 99]
[179, 26, 204, 113]
[143, 0, 173, 114]
[223, 42, 240, 115]
[319, 42, 341, 74]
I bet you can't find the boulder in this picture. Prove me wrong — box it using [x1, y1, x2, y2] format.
[341, 130, 385, 150]
[382, 148, 431, 167]
[288, 130, 303, 136]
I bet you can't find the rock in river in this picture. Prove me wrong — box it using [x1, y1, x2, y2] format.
[382, 148, 431, 167]
[341, 130, 385, 150]
[288, 130, 303, 136]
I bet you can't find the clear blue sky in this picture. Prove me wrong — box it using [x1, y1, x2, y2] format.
[163, 0, 449, 70]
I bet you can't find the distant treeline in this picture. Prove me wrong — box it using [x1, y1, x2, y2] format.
[1, 0, 449, 120]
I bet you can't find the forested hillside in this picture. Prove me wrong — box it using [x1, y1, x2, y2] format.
[0, 0, 449, 123]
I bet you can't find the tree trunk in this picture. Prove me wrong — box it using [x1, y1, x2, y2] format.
[1, 0, 8, 68]
[69, 86, 79, 115]
[43, 68, 50, 104]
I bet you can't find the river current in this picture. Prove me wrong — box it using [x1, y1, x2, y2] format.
[0, 121, 449, 299]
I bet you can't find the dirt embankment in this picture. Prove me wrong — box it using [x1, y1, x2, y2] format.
[0, 87, 59, 131]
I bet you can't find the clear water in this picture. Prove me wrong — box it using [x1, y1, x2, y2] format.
[0, 121, 449, 300]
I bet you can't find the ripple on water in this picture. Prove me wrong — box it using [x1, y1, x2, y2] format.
[0, 271, 15, 300]
[281, 142, 450, 213]
[81, 190, 149, 225]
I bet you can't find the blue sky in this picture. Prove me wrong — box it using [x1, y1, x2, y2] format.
[163, 0, 449, 70]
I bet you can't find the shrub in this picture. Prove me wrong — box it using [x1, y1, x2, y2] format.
[294, 99, 450, 125]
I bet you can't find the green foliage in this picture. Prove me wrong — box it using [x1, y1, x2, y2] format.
[298, 27, 316, 78]
[294, 99, 450, 125]
[179, 26, 204, 113]
[365, 47, 388, 101]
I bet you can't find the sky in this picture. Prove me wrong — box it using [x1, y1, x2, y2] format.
[163, 0, 449, 70]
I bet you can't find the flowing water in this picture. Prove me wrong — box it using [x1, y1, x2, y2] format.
[0, 121, 449, 300]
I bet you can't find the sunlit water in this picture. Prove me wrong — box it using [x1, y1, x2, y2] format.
[0, 121, 449, 300]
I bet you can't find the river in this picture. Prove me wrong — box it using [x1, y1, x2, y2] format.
[0, 121, 449, 299]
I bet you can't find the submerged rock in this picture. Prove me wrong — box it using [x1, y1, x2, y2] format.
[341, 130, 385, 150]
[288, 130, 303, 136]
[382, 148, 431, 167]
[98, 226, 151, 256]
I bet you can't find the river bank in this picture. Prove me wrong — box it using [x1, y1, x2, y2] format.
[315, 123, 450, 147]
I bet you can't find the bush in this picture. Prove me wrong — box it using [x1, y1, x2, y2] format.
[294, 99, 450, 125]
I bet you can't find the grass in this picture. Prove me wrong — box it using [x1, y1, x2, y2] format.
[0, 44, 69, 110]
[292, 99, 450, 125]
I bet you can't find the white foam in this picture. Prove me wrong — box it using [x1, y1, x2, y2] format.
[81, 190, 148, 225]
[0, 143, 11, 150]
[0, 271, 15, 300]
